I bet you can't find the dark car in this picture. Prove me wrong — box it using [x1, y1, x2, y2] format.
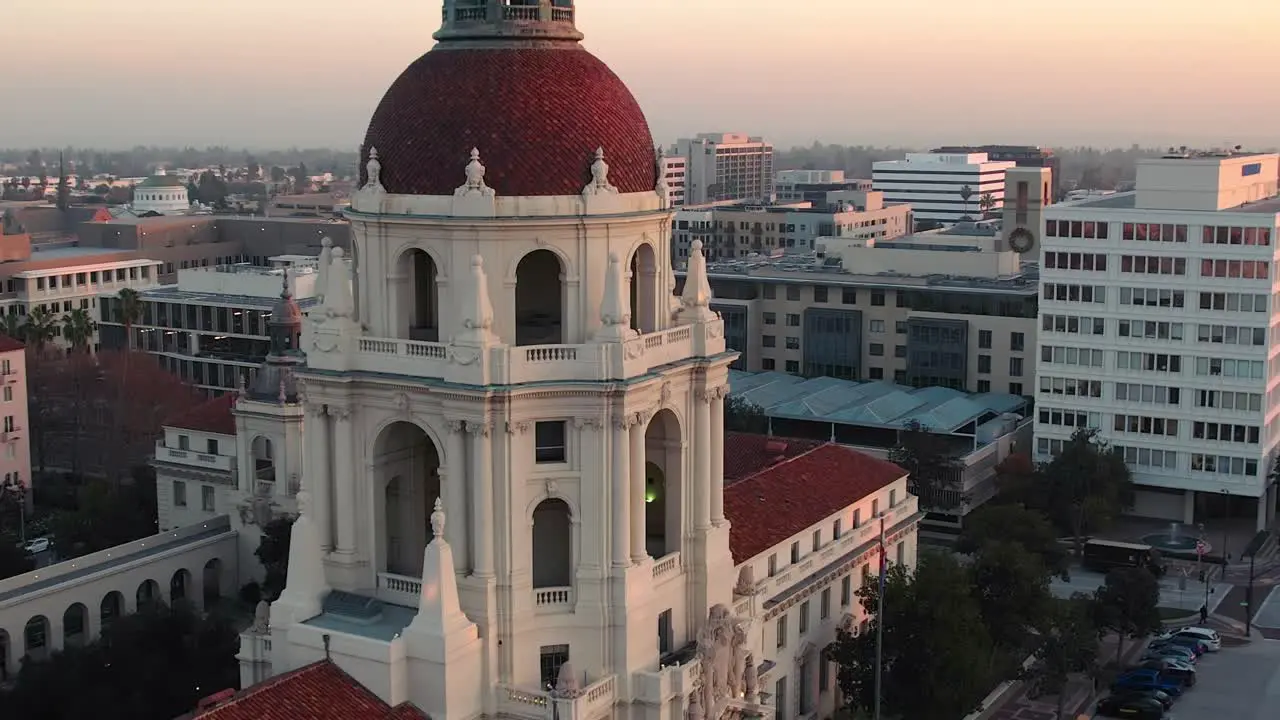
[1151, 635, 1209, 655]
[1113, 689, 1174, 710]
[1143, 644, 1197, 664]
[1111, 669, 1183, 697]
[1096, 694, 1165, 719]
[1133, 658, 1197, 686]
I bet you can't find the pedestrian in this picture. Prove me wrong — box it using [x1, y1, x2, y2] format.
[1199, 604, 1208, 625]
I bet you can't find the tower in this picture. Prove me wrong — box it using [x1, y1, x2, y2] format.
[271, 2, 737, 718]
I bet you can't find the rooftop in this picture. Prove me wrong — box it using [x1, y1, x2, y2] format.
[166, 393, 238, 435]
[728, 370, 1026, 434]
[0, 334, 24, 353]
[122, 284, 322, 311]
[181, 660, 428, 720]
[723, 433, 906, 562]
[1060, 190, 1280, 215]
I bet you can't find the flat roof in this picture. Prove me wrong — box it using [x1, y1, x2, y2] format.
[114, 284, 322, 309]
[1059, 190, 1280, 215]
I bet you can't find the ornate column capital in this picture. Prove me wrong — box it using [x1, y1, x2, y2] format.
[465, 419, 492, 437]
[446, 419, 466, 434]
[304, 403, 328, 418]
[696, 385, 730, 404]
[329, 405, 352, 421]
[572, 417, 602, 431]
[506, 420, 531, 435]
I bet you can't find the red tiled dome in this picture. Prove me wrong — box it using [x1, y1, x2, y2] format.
[361, 46, 658, 197]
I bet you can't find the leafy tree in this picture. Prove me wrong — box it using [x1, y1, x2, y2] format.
[968, 540, 1054, 651]
[1023, 595, 1100, 720]
[61, 308, 95, 353]
[1, 313, 24, 341]
[0, 478, 34, 580]
[957, 504, 1069, 580]
[270, 165, 287, 183]
[723, 395, 768, 434]
[196, 171, 229, 207]
[49, 478, 157, 556]
[1093, 567, 1161, 663]
[0, 601, 240, 720]
[827, 553, 997, 720]
[22, 307, 57, 356]
[887, 420, 964, 512]
[256, 515, 295, 601]
[978, 192, 995, 217]
[291, 162, 310, 190]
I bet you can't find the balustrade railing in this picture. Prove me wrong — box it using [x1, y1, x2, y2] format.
[376, 572, 423, 608]
[535, 586, 573, 608]
[652, 552, 680, 580]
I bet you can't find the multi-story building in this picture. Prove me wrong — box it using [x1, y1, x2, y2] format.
[774, 170, 872, 207]
[1034, 149, 1280, 530]
[671, 192, 913, 262]
[684, 223, 1038, 394]
[873, 152, 1017, 226]
[675, 133, 775, 204]
[660, 154, 687, 206]
[932, 145, 1061, 201]
[97, 256, 322, 395]
[0, 335, 31, 510]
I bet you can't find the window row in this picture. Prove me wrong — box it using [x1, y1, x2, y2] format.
[1196, 324, 1266, 346]
[1202, 225, 1272, 246]
[1119, 255, 1187, 275]
[1118, 320, 1183, 341]
[1191, 421, 1260, 444]
[1042, 313, 1105, 336]
[1038, 408, 1101, 429]
[1196, 390, 1263, 412]
[1042, 283, 1105, 304]
[1047, 219, 1110, 239]
[1200, 259, 1270, 280]
[1115, 383, 1180, 405]
[1121, 287, 1184, 308]
[1123, 222, 1188, 243]
[1040, 345, 1105, 368]
[1190, 454, 1259, 477]
[1194, 357, 1265, 379]
[1113, 414, 1179, 437]
[1199, 292, 1268, 313]
[1115, 445, 1178, 470]
[1045, 252, 1108, 271]
[1039, 376, 1103, 398]
[1117, 351, 1182, 373]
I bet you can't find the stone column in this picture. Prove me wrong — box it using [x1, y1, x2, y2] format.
[611, 414, 631, 568]
[629, 415, 647, 562]
[468, 419, 495, 577]
[445, 420, 470, 572]
[305, 404, 332, 551]
[709, 386, 726, 526]
[694, 390, 712, 530]
[332, 406, 357, 557]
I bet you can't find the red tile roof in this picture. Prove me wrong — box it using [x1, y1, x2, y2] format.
[0, 334, 24, 353]
[723, 434, 907, 563]
[183, 660, 428, 720]
[361, 47, 657, 197]
[166, 393, 237, 435]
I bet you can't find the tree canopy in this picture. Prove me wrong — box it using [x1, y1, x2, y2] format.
[969, 539, 1054, 651]
[256, 515, 295, 601]
[723, 395, 768, 434]
[1023, 595, 1100, 719]
[887, 420, 965, 512]
[1093, 566, 1162, 663]
[0, 602, 240, 720]
[957, 504, 1070, 580]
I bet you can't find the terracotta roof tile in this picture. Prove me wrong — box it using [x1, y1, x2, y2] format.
[166, 393, 237, 435]
[0, 334, 25, 353]
[362, 47, 657, 197]
[723, 432, 825, 483]
[723, 434, 906, 563]
[185, 660, 428, 720]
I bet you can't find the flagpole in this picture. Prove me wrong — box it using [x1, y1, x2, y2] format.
[874, 513, 886, 720]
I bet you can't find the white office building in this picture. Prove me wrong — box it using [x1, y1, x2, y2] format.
[1034, 150, 1280, 530]
[661, 153, 687, 206]
[675, 133, 775, 205]
[873, 152, 1015, 226]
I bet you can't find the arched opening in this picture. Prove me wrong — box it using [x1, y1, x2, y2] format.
[630, 243, 659, 334]
[100, 591, 123, 630]
[531, 498, 573, 589]
[644, 409, 684, 558]
[514, 249, 565, 346]
[203, 559, 223, 607]
[23, 615, 49, 661]
[399, 249, 439, 342]
[137, 579, 162, 610]
[0, 629, 9, 683]
[374, 421, 443, 579]
[251, 436, 275, 485]
[63, 603, 88, 648]
[171, 568, 192, 605]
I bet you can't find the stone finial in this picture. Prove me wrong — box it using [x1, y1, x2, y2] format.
[237, 373, 247, 398]
[676, 239, 717, 324]
[364, 147, 383, 190]
[296, 490, 312, 518]
[655, 145, 670, 199]
[455, 148, 495, 197]
[457, 255, 496, 344]
[582, 146, 618, 196]
[592, 251, 636, 343]
[316, 236, 333, 303]
[430, 497, 446, 539]
[322, 246, 355, 320]
[277, 376, 288, 404]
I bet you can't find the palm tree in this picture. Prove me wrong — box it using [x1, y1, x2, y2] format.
[62, 308, 96, 353]
[958, 184, 974, 220]
[0, 313, 24, 341]
[116, 287, 143, 352]
[979, 192, 995, 218]
[23, 308, 57, 357]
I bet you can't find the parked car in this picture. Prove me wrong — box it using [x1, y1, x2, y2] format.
[1111, 669, 1183, 697]
[1142, 644, 1197, 664]
[23, 537, 50, 554]
[1151, 635, 1209, 655]
[1113, 689, 1174, 710]
[1096, 694, 1165, 719]
[1132, 658, 1197, 686]
[1158, 626, 1222, 651]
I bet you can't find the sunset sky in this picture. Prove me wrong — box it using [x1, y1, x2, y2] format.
[4, 0, 1278, 150]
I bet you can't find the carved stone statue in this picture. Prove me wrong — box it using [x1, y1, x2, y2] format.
[729, 622, 749, 698]
[455, 148, 495, 197]
[696, 604, 740, 712]
[364, 147, 382, 190]
[315, 236, 333, 303]
[686, 688, 705, 720]
[248, 600, 271, 634]
[743, 653, 758, 703]
[582, 146, 618, 196]
[322, 246, 355, 319]
[552, 661, 581, 698]
[734, 565, 756, 596]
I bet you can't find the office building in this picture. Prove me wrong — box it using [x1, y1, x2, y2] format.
[872, 152, 1016, 226]
[0, 335, 31, 512]
[774, 170, 872, 207]
[675, 132, 775, 204]
[660, 153, 687, 206]
[932, 145, 1061, 200]
[1034, 149, 1280, 530]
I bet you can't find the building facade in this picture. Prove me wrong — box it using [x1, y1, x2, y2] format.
[660, 154, 687, 207]
[1034, 150, 1280, 530]
[674, 134, 775, 205]
[773, 170, 872, 207]
[0, 336, 31, 511]
[931, 145, 1061, 201]
[872, 152, 1016, 226]
[130, 170, 191, 216]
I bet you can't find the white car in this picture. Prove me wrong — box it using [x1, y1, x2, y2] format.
[23, 537, 50, 555]
[1158, 626, 1222, 652]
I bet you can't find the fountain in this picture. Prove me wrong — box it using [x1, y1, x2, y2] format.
[1141, 521, 1202, 553]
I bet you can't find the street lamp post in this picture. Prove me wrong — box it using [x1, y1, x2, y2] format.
[1221, 489, 1231, 564]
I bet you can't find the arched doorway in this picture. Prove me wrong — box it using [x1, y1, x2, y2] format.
[398, 249, 439, 342]
[531, 498, 573, 589]
[203, 559, 223, 607]
[137, 579, 162, 610]
[251, 436, 275, 485]
[644, 409, 683, 558]
[63, 603, 88, 648]
[23, 615, 49, 661]
[171, 568, 192, 605]
[514, 249, 565, 346]
[374, 421, 443, 578]
[630, 243, 658, 334]
[100, 591, 123, 630]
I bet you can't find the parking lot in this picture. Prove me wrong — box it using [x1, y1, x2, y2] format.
[1094, 637, 1280, 719]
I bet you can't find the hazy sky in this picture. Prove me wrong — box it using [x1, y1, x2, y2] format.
[5, 0, 1278, 150]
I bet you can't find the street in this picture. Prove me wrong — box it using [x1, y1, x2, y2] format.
[1138, 637, 1280, 719]
[1050, 568, 1233, 614]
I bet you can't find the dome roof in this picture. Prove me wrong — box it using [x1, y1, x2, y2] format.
[360, 45, 658, 197]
